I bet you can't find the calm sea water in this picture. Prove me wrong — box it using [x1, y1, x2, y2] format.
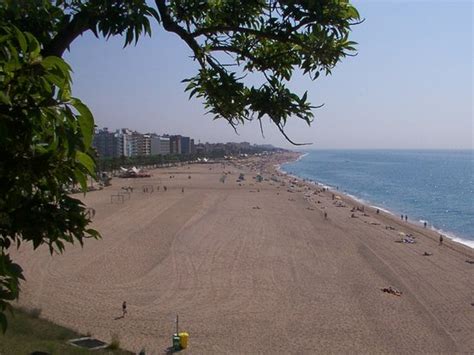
[281, 150, 474, 248]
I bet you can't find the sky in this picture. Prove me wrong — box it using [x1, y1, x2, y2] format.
[65, 1, 473, 149]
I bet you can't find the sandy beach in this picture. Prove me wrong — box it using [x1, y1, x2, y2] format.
[12, 152, 473, 354]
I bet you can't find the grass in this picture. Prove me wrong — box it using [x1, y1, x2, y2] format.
[108, 333, 121, 350]
[0, 307, 132, 355]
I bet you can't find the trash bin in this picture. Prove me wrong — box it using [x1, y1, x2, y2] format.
[172, 334, 181, 351]
[179, 332, 189, 349]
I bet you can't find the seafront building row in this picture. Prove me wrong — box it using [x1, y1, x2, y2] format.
[93, 128, 195, 158]
[93, 127, 277, 159]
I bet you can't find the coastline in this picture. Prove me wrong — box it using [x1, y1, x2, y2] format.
[11, 152, 474, 353]
[278, 151, 474, 250]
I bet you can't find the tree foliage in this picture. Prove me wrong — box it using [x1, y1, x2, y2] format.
[0, 0, 359, 331]
[0, 25, 98, 331]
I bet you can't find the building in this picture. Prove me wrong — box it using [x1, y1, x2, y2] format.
[142, 134, 152, 156]
[195, 143, 205, 154]
[150, 136, 170, 155]
[181, 136, 191, 154]
[133, 133, 151, 156]
[169, 135, 182, 154]
[93, 128, 117, 158]
[115, 128, 133, 157]
[94, 127, 197, 158]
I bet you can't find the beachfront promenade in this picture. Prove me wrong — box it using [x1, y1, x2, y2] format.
[12, 153, 474, 353]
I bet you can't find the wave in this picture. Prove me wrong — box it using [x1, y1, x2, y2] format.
[370, 205, 394, 215]
[295, 152, 309, 162]
[430, 227, 474, 249]
[345, 194, 397, 216]
[345, 193, 368, 205]
[450, 236, 474, 249]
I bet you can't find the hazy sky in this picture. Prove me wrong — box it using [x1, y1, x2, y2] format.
[65, 1, 473, 149]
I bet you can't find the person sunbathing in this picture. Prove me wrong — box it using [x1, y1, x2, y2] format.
[381, 286, 402, 296]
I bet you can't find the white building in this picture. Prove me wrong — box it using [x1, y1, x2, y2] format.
[151, 136, 170, 156]
[115, 128, 133, 157]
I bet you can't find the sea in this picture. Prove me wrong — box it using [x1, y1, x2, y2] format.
[281, 150, 474, 249]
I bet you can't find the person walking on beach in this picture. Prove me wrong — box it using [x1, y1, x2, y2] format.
[122, 301, 127, 317]
[424, 221, 427, 228]
[404, 215, 408, 221]
[401, 214, 403, 221]
[439, 234, 444, 246]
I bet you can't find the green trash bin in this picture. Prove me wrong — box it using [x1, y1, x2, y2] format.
[172, 334, 181, 351]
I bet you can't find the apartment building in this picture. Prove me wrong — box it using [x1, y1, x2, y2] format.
[94, 128, 196, 158]
[93, 128, 117, 158]
[150, 136, 170, 155]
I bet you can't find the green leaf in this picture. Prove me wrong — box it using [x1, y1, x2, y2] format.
[0, 91, 11, 105]
[71, 98, 94, 149]
[124, 29, 133, 47]
[8, 263, 24, 281]
[25, 32, 40, 58]
[39, 77, 53, 93]
[41, 56, 71, 77]
[74, 169, 87, 192]
[14, 27, 27, 53]
[44, 73, 66, 88]
[76, 151, 95, 175]
[0, 312, 7, 333]
[86, 228, 101, 239]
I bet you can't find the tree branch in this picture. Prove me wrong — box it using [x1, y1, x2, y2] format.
[155, 0, 205, 68]
[209, 45, 294, 71]
[276, 124, 311, 146]
[209, 45, 259, 62]
[192, 25, 300, 45]
[43, 12, 95, 58]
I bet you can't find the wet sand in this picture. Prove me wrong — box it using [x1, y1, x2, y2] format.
[12, 152, 474, 353]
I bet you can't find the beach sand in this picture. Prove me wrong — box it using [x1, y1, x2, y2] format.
[12, 152, 473, 353]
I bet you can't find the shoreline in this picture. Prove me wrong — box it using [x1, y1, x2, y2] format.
[277, 151, 474, 251]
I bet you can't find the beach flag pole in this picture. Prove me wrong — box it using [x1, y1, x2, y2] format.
[176, 314, 179, 334]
